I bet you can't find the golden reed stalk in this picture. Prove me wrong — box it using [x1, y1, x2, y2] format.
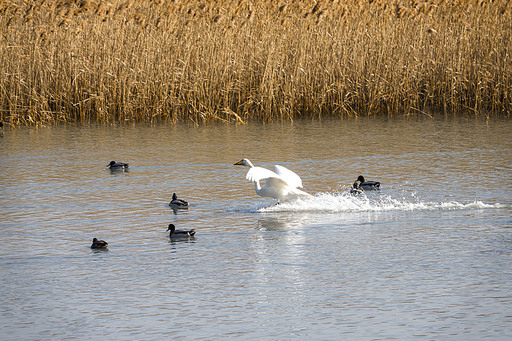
[0, 0, 510, 125]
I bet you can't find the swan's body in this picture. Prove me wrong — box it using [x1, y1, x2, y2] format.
[91, 238, 108, 249]
[107, 160, 129, 170]
[352, 175, 380, 191]
[169, 193, 188, 209]
[234, 158, 312, 202]
[167, 224, 195, 239]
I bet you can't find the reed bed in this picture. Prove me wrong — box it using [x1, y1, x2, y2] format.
[0, 0, 511, 125]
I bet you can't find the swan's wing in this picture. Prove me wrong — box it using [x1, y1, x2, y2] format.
[246, 166, 280, 182]
[260, 177, 292, 201]
[274, 165, 303, 188]
[264, 176, 290, 189]
[263, 177, 312, 202]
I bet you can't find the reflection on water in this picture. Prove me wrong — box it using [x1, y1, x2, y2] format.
[257, 214, 312, 230]
[0, 118, 511, 339]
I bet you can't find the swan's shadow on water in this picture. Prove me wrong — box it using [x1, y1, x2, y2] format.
[255, 210, 380, 231]
[256, 213, 314, 231]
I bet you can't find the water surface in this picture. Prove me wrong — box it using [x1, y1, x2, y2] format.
[0, 118, 511, 339]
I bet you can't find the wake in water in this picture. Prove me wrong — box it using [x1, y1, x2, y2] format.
[235, 190, 504, 214]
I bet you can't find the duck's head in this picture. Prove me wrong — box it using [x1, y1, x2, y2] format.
[353, 180, 361, 189]
[167, 224, 176, 233]
[357, 175, 365, 182]
[172, 193, 177, 200]
[107, 161, 116, 167]
[234, 158, 254, 167]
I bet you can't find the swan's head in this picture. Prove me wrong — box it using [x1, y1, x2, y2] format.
[357, 175, 365, 182]
[234, 158, 254, 168]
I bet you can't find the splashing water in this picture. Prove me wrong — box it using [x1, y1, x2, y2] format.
[237, 191, 505, 213]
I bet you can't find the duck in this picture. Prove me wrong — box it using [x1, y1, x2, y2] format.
[234, 158, 312, 203]
[352, 175, 380, 191]
[107, 160, 129, 170]
[169, 193, 189, 209]
[349, 185, 365, 195]
[91, 238, 108, 249]
[167, 224, 195, 238]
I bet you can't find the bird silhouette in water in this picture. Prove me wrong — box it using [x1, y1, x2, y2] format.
[107, 160, 129, 170]
[91, 238, 108, 249]
[351, 175, 380, 193]
[167, 224, 195, 239]
[169, 193, 189, 209]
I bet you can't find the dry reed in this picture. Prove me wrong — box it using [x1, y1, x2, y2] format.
[0, 0, 511, 125]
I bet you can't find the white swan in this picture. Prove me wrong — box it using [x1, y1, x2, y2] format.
[234, 158, 312, 202]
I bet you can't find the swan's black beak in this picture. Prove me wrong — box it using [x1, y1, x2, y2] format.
[234, 160, 243, 165]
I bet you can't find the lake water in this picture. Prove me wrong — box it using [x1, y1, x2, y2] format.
[0, 118, 511, 340]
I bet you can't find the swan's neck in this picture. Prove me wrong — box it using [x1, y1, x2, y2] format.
[245, 159, 255, 168]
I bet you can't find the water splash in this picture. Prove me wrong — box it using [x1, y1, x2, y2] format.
[236, 191, 505, 213]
